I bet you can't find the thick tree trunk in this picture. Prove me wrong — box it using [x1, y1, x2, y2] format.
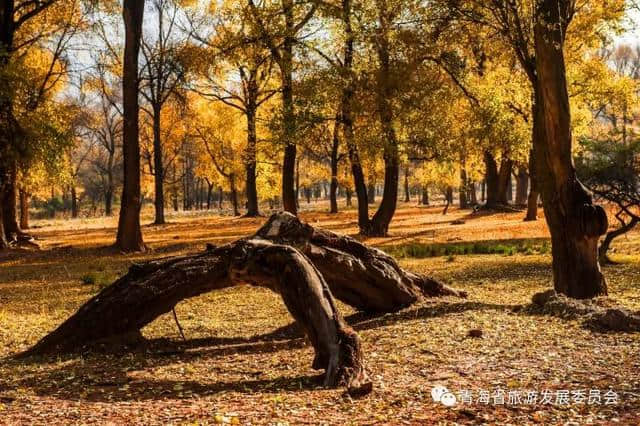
[2, 175, 19, 237]
[469, 182, 477, 205]
[153, 105, 165, 225]
[421, 185, 429, 205]
[534, 0, 608, 299]
[116, 0, 145, 252]
[485, 152, 512, 208]
[19, 188, 29, 229]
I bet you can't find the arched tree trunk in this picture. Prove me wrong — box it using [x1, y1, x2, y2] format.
[115, 0, 145, 252]
[23, 213, 464, 359]
[21, 238, 368, 391]
[534, 0, 608, 299]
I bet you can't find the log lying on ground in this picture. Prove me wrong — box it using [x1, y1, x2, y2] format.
[253, 212, 466, 312]
[20, 212, 463, 388]
[21, 239, 368, 389]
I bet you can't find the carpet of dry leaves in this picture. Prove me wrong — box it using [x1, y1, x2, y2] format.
[0, 202, 639, 425]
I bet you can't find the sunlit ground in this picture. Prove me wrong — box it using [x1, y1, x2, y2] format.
[0, 201, 638, 424]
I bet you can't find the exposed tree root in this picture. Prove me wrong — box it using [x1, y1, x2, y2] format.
[529, 290, 640, 332]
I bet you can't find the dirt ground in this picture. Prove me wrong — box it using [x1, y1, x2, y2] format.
[1, 202, 639, 425]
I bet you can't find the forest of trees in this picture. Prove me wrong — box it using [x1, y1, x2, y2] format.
[1, 0, 639, 295]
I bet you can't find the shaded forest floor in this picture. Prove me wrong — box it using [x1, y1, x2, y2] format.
[1, 203, 639, 424]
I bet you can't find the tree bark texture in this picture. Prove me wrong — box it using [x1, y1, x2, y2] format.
[115, 0, 145, 252]
[23, 212, 464, 389]
[534, 0, 608, 298]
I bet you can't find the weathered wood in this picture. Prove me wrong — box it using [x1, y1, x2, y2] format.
[21, 237, 369, 390]
[254, 212, 466, 312]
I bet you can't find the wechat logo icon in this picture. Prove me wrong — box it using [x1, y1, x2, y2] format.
[431, 385, 458, 407]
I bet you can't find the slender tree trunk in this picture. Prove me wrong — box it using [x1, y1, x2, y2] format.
[70, 186, 78, 219]
[230, 174, 240, 216]
[403, 166, 410, 202]
[116, 0, 145, 252]
[459, 167, 468, 208]
[245, 95, 260, 216]
[341, 0, 370, 232]
[515, 167, 529, 206]
[599, 217, 638, 264]
[218, 187, 223, 209]
[279, 0, 297, 215]
[19, 188, 29, 229]
[330, 111, 340, 214]
[534, 0, 608, 298]
[153, 105, 165, 225]
[526, 149, 539, 220]
[367, 182, 376, 204]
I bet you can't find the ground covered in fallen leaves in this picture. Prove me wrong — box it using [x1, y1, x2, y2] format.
[1, 202, 639, 425]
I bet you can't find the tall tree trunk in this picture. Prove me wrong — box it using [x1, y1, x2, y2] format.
[469, 182, 477, 205]
[0, 1, 16, 248]
[459, 166, 468, 208]
[245, 105, 260, 217]
[515, 167, 529, 206]
[116, 0, 145, 252]
[279, 0, 297, 215]
[340, 0, 369, 231]
[19, 188, 29, 229]
[230, 174, 240, 216]
[153, 105, 165, 225]
[329, 111, 340, 214]
[525, 149, 539, 220]
[534, 0, 608, 298]
[105, 188, 113, 217]
[403, 166, 410, 202]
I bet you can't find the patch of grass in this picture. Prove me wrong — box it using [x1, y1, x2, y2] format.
[384, 239, 551, 259]
[80, 271, 114, 289]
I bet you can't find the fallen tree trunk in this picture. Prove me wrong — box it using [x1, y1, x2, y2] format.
[254, 212, 466, 312]
[21, 213, 463, 388]
[21, 238, 368, 389]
